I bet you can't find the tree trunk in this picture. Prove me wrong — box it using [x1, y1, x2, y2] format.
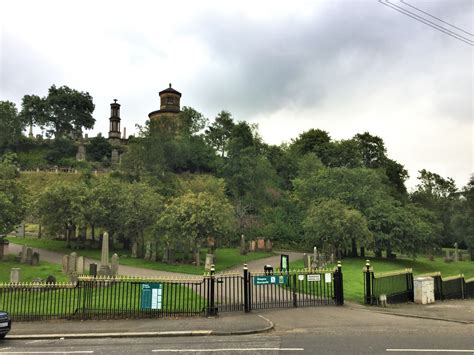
[360, 246, 365, 258]
[375, 249, 382, 258]
[38, 224, 42, 239]
[194, 246, 200, 267]
[0, 241, 5, 261]
[351, 238, 358, 257]
[66, 224, 71, 248]
[91, 224, 95, 241]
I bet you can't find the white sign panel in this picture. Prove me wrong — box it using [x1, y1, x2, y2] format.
[298, 275, 305, 281]
[324, 273, 332, 283]
[307, 274, 321, 282]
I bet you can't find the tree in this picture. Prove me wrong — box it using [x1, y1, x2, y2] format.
[36, 181, 85, 247]
[87, 136, 112, 162]
[156, 191, 234, 266]
[303, 199, 371, 258]
[0, 158, 28, 260]
[20, 85, 95, 138]
[290, 129, 332, 164]
[0, 101, 25, 149]
[205, 111, 235, 157]
[178, 106, 209, 135]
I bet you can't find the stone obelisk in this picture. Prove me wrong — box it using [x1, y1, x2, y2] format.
[98, 232, 111, 276]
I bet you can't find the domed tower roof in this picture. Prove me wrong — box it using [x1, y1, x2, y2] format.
[149, 83, 182, 119]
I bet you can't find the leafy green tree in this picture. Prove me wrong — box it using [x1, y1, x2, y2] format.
[87, 136, 112, 162]
[0, 158, 28, 259]
[36, 181, 85, 247]
[303, 199, 371, 258]
[20, 85, 95, 138]
[178, 106, 209, 135]
[0, 101, 25, 149]
[156, 190, 234, 266]
[290, 129, 332, 164]
[45, 137, 77, 164]
[205, 110, 235, 157]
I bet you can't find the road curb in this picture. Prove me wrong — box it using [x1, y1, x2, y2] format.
[6, 315, 274, 340]
[348, 306, 474, 325]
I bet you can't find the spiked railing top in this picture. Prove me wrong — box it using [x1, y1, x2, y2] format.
[373, 268, 413, 278]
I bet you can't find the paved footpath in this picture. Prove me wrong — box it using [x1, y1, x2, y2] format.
[7, 242, 303, 278]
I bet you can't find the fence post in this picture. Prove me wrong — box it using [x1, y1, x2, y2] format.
[406, 271, 414, 302]
[364, 260, 372, 305]
[335, 261, 344, 306]
[292, 273, 298, 307]
[243, 264, 250, 313]
[207, 264, 217, 316]
[461, 274, 465, 299]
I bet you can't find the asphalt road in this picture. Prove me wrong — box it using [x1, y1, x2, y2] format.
[2, 308, 473, 354]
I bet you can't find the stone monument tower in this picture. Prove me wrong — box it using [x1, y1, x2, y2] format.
[108, 99, 122, 146]
[148, 84, 182, 122]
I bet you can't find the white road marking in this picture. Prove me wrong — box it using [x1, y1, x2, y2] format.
[152, 349, 304, 352]
[387, 349, 474, 353]
[0, 352, 93, 354]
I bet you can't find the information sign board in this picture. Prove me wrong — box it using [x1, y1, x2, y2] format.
[141, 283, 162, 310]
[253, 275, 288, 285]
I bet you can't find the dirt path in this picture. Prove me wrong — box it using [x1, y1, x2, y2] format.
[7, 243, 304, 278]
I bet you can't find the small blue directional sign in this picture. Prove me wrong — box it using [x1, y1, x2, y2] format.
[253, 275, 288, 285]
[141, 283, 162, 310]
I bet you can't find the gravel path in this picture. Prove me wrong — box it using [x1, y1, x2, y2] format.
[7, 242, 304, 278]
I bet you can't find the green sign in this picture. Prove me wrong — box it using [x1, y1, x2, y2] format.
[141, 283, 162, 310]
[253, 275, 288, 285]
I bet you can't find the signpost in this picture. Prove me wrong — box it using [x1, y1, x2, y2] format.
[280, 254, 289, 273]
[253, 275, 288, 285]
[141, 283, 163, 310]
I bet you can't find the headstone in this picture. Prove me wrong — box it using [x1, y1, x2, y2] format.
[89, 263, 98, 277]
[10, 268, 20, 283]
[453, 242, 459, 262]
[144, 241, 152, 260]
[98, 232, 111, 276]
[265, 239, 272, 252]
[303, 253, 308, 268]
[68, 252, 78, 274]
[240, 235, 247, 255]
[20, 245, 27, 263]
[257, 239, 265, 250]
[444, 250, 452, 263]
[62, 255, 70, 274]
[204, 254, 214, 271]
[249, 241, 256, 252]
[26, 247, 33, 265]
[17, 223, 26, 237]
[131, 242, 138, 258]
[76, 256, 85, 274]
[46, 275, 56, 284]
[111, 253, 119, 276]
[31, 252, 40, 266]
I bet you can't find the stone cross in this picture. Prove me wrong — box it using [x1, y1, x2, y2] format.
[10, 268, 20, 283]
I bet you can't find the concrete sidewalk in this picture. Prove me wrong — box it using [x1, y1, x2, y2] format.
[347, 299, 474, 324]
[6, 313, 274, 340]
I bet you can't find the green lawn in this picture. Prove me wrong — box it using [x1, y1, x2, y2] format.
[290, 255, 474, 303]
[6, 236, 273, 275]
[0, 255, 68, 283]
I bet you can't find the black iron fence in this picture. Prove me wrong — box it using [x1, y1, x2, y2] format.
[363, 260, 474, 305]
[0, 264, 344, 321]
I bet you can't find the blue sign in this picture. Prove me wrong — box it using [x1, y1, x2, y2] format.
[141, 283, 162, 310]
[253, 275, 288, 285]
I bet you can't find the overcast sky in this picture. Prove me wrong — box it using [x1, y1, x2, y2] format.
[1, 0, 472, 189]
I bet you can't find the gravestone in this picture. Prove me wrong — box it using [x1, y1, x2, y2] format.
[98, 231, 111, 276]
[144, 242, 152, 260]
[76, 256, 85, 274]
[265, 239, 272, 252]
[10, 268, 20, 283]
[89, 263, 98, 277]
[303, 253, 308, 268]
[46, 275, 56, 284]
[26, 247, 33, 265]
[111, 149, 119, 164]
[20, 245, 27, 263]
[204, 254, 214, 271]
[453, 243, 459, 262]
[257, 239, 265, 250]
[444, 250, 452, 263]
[62, 255, 70, 274]
[31, 252, 40, 266]
[249, 241, 256, 252]
[68, 252, 78, 274]
[111, 253, 119, 276]
[131, 242, 138, 258]
[240, 235, 247, 255]
[17, 223, 26, 237]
